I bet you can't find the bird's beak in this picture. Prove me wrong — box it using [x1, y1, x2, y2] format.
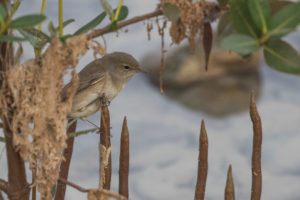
[138, 68, 148, 74]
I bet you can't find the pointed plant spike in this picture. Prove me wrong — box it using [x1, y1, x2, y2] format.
[119, 116, 130, 198]
[48, 21, 57, 37]
[250, 91, 262, 200]
[203, 22, 213, 71]
[225, 165, 235, 200]
[194, 120, 208, 200]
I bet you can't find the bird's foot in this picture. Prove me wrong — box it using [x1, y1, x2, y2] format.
[100, 97, 110, 107]
[80, 117, 100, 129]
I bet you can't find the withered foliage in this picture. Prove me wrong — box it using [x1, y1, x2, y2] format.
[161, 0, 223, 49]
[0, 35, 91, 199]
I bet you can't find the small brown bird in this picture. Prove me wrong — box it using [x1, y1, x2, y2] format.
[64, 52, 142, 119]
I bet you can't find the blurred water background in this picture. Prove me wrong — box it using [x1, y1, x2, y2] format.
[1, 0, 300, 199]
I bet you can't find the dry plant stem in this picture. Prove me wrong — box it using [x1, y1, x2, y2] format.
[157, 20, 167, 94]
[119, 117, 129, 198]
[225, 165, 235, 200]
[55, 120, 77, 200]
[250, 91, 262, 200]
[31, 167, 37, 200]
[194, 120, 208, 200]
[0, 179, 8, 194]
[58, 178, 88, 193]
[0, 123, 3, 128]
[88, 9, 163, 39]
[0, 2, 29, 196]
[99, 105, 112, 190]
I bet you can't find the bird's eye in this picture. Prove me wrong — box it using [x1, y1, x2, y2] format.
[123, 65, 130, 70]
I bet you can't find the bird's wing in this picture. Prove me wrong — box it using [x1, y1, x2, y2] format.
[62, 59, 107, 99]
[75, 71, 105, 93]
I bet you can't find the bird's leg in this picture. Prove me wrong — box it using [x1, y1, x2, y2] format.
[80, 117, 100, 129]
[100, 95, 110, 107]
[66, 118, 78, 129]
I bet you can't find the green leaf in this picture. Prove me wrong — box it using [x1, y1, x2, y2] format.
[68, 128, 98, 138]
[248, 0, 271, 33]
[9, 14, 46, 29]
[61, 19, 75, 29]
[100, 0, 114, 20]
[116, 6, 128, 22]
[264, 39, 300, 74]
[268, 0, 292, 15]
[22, 27, 51, 41]
[18, 29, 37, 46]
[0, 136, 5, 143]
[268, 2, 300, 39]
[51, 185, 56, 197]
[217, 12, 235, 40]
[0, 35, 26, 42]
[162, 3, 180, 22]
[230, 0, 259, 38]
[218, 0, 229, 7]
[0, 3, 7, 29]
[74, 12, 106, 36]
[14, 42, 23, 65]
[221, 34, 259, 55]
[47, 21, 56, 37]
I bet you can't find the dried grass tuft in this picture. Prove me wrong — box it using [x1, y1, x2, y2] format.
[1, 35, 91, 199]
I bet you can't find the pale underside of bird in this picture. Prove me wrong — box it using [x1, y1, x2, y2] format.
[63, 52, 141, 119]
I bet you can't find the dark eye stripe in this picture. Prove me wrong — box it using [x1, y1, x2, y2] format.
[123, 66, 130, 69]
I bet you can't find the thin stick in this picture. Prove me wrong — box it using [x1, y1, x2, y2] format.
[250, 91, 262, 200]
[99, 105, 112, 190]
[157, 20, 167, 94]
[194, 120, 208, 200]
[225, 165, 235, 200]
[31, 167, 37, 200]
[88, 10, 163, 39]
[58, 178, 88, 193]
[55, 119, 77, 200]
[119, 116, 129, 198]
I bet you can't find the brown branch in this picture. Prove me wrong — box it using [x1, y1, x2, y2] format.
[225, 165, 235, 200]
[88, 9, 163, 39]
[250, 91, 262, 200]
[0, 123, 3, 128]
[99, 105, 112, 190]
[194, 120, 208, 200]
[55, 119, 77, 200]
[0, 179, 8, 194]
[119, 116, 129, 198]
[58, 178, 89, 193]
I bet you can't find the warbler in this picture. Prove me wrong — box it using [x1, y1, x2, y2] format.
[63, 52, 142, 119]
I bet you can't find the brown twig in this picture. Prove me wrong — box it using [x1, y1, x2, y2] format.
[0, 179, 8, 194]
[119, 117, 130, 198]
[0, 123, 3, 128]
[55, 119, 77, 200]
[99, 105, 112, 190]
[88, 10, 163, 39]
[194, 120, 208, 200]
[58, 178, 89, 193]
[58, 178, 126, 200]
[31, 167, 37, 200]
[250, 91, 262, 200]
[225, 165, 235, 200]
[157, 20, 167, 94]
